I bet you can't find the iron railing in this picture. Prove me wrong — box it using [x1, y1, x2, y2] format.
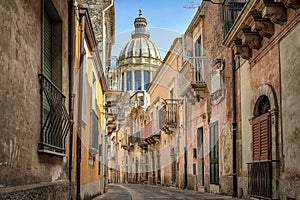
[159, 102, 177, 130]
[223, 1, 247, 37]
[247, 160, 272, 199]
[38, 74, 72, 154]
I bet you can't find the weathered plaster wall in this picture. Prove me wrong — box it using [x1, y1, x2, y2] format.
[279, 23, 300, 200]
[0, 0, 70, 193]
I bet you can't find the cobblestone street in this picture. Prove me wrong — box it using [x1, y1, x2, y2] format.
[93, 184, 243, 200]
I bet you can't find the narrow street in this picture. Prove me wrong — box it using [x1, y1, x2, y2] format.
[93, 184, 242, 200]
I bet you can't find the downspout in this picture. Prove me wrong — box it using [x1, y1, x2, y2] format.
[231, 50, 238, 197]
[102, 0, 114, 72]
[68, 0, 76, 198]
[76, 9, 86, 200]
[184, 96, 188, 189]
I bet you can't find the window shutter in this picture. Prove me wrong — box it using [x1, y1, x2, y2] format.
[252, 113, 271, 161]
[43, 12, 52, 80]
[43, 12, 52, 125]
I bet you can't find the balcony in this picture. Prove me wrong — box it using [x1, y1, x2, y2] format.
[159, 102, 178, 134]
[143, 121, 160, 145]
[247, 160, 272, 199]
[38, 74, 72, 156]
[179, 59, 206, 102]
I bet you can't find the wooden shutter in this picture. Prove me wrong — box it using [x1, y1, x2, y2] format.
[252, 113, 271, 161]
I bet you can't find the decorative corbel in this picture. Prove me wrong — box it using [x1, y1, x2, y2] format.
[284, 0, 300, 9]
[262, 1, 287, 25]
[250, 10, 274, 38]
[233, 39, 252, 60]
[242, 27, 263, 49]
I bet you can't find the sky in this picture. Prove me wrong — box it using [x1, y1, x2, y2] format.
[111, 0, 201, 58]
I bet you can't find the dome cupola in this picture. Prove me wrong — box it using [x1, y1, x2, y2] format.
[118, 9, 162, 65]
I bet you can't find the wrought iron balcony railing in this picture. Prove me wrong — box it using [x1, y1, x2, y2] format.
[247, 160, 272, 199]
[159, 102, 178, 133]
[38, 74, 72, 155]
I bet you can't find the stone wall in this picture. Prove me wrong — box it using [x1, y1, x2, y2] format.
[279, 22, 300, 200]
[0, 0, 71, 197]
[0, 181, 70, 200]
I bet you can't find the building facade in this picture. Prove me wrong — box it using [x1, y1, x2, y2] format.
[0, 0, 115, 199]
[224, 0, 300, 199]
[0, 0, 73, 199]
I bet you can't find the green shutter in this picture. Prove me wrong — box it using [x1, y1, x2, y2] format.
[43, 12, 52, 136]
[210, 122, 219, 184]
[43, 12, 52, 80]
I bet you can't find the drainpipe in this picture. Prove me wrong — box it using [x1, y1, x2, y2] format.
[231, 50, 238, 197]
[184, 97, 188, 189]
[102, 0, 114, 73]
[68, 0, 76, 199]
[76, 9, 86, 200]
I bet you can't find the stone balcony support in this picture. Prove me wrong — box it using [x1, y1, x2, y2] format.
[250, 11, 275, 38]
[284, 0, 300, 9]
[262, 1, 287, 24]
[233, 39, 252, 60]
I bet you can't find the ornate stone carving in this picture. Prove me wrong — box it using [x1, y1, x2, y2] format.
[233, 39, 252, 60]
[262, 1, 287, 24]
[284, 0, 300, 9]
[250, 11, 274, 38]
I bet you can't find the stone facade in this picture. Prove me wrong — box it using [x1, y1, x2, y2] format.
[0, 0, 71, 196]
[224, 0, 300, 199]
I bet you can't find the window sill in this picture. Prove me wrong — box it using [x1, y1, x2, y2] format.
[38, 149, 67, 157]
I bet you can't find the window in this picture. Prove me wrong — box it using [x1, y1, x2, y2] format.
[82, 53, 88, 123]
[144, 71, 150, 90]
[90, 73, 98, 150]
[193, 148, 197, 159]
[127, 71, 132, 91]
[135, 70, 141, 90]
[39, 0, 71, 155]
[210, 121, 219, 184]
[194, 36, 202, 83]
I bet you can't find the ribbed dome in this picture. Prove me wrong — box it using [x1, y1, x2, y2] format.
[119, 37, 162, 60]
[118, 9, 162, 64]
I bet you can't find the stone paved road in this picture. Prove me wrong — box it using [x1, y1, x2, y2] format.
[93, 184, 243, 200]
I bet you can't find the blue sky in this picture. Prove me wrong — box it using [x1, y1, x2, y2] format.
[112, 0, 200, 58]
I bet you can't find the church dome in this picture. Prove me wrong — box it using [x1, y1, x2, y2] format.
[118, 9, 162, 65]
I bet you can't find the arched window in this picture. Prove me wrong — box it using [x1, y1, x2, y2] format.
[135, 70, 141, 90]
[127, 71, 132, 91]
[144, 71, 150, 90]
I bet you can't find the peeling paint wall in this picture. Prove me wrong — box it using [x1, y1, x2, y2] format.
[0, 0, 70, 197]
[280, 23, 300, 200]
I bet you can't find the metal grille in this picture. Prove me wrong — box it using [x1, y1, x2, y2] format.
[247, 161, 272, 199]
[39, 74, 72, 154]
[223, 1, 246, 37]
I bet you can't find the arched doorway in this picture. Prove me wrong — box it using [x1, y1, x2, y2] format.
[249, 95, 272, 198]
[248, 83, 280, 199]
